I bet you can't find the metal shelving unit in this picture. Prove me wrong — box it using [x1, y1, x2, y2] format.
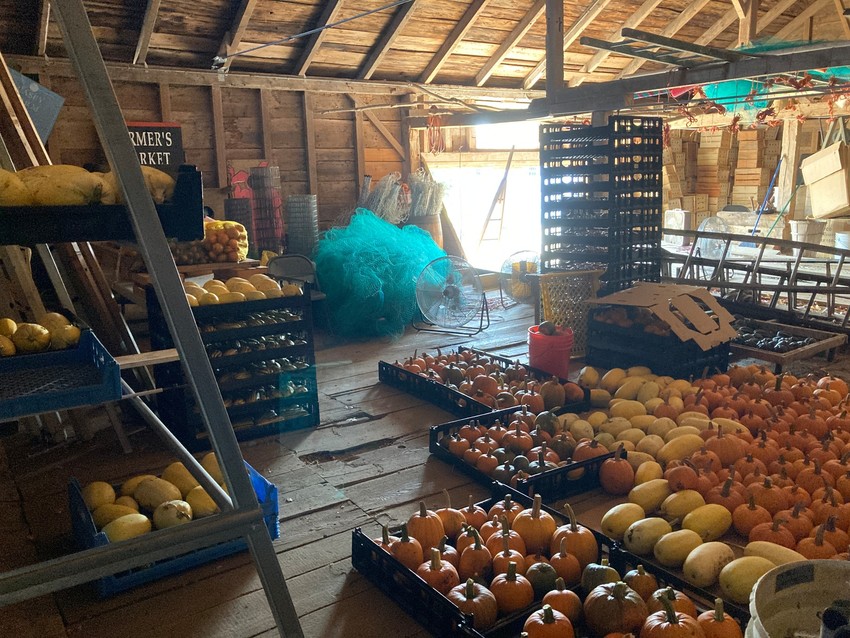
[0, 1, 303, 636]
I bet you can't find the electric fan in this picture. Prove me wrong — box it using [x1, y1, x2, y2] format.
[499, 251, 539, 306]
[414, 255, 488, 335]
[695, 216, 730, 260]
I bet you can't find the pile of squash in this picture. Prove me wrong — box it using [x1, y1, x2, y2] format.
[373, 491, 745, 637]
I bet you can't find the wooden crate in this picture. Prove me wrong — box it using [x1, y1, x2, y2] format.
[730, 319, 847, 372]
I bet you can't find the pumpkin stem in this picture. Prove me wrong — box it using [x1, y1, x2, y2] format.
[792, 502, 806, 518]
[815, 524, 826, 546]
[502, 533, 511, 557]
[564, 502, 579, 532]
[419, 501, 428, 518]
[714, 597, 726, 623]
[439, 535, 449, 553]
[541, 604, 557, 624]
[638, 564, 646, 576]
[559, 537, 568, 557]
[506, 561, 518, 581]
[442, 489, 452, 509]
[467, 494, 475, 512]
[532, 494, 543, 519]
[601, 557, 610, 567]
[612, 581, 629, 600]
[430, 547, 441, 571]
[400, 523, 411, 542]
[472, 527, 484, 550]
[464, 578, 475, 600]
[658, 589, 680, 624]
[381, 525, 391, 546]
[721, 477, 734, 497]
[555, 576, 566, 592]
[501, 515, 511, 535]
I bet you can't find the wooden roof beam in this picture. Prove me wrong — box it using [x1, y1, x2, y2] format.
[738, 0, 759, 46]
[475, 0, 545, 86]
[294, 0, 345, 76]
[775, 0, 831, 39]
[358, 0, 418, 80]
[419, 0, 492, 84]
[835, 0, 850, 39]
[570, 0, 665, 87]
[217, 0, 260, 72]
[37, 1, 50, 57]
[523, 0, 615, 90]
[133, 0, 162, 65]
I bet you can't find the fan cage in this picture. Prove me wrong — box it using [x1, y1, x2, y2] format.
[539, 269, 604, 358]
[416, 256, 485, 329]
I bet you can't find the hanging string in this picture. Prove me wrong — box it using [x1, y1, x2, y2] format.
[427, 106, 446, 154]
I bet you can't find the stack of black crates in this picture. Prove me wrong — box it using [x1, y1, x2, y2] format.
[147, 287, 319, 450]
[539, 116, 664, 296]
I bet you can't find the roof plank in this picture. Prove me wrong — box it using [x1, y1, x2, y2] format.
[133, 0, 163, 65]
[358, 0, 419, 79]
[774, 0, 831, 40]
[37, 0, 50, 57]
[219, 0, 260, 71]
[419, 0, 493, 84]
[294, 0, 345, 76]
[475, 0, 545, 86]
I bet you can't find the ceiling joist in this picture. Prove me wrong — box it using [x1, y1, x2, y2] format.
[294, 0, 344, 76]
[358, 0, 418, 80]
[475, 0, 545, 86]
[133, 0, 162, 66]
[217, 0, 260, 72]
[835, 0, 850, 39]
[775, 0, 832, 40]
[419, 0, 492, 84]
[523, 0, 615, 90]
[738, 0, 759, 46]
[37, 1, 50, 57]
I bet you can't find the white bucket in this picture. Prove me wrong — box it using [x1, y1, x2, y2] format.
[836, 231, 850, 250]
[745, 560, 850, 638]
[789, 220, 827, 258]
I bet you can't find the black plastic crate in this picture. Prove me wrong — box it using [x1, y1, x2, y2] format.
[378, 361, 492, 418]
[351, 483, 603, 638]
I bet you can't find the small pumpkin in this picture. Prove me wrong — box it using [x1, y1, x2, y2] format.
[435, 489, 466, 542]
[488, 493, 524, 524]
[407, 501, 445, 554]
[601, 444, 635, 495]
[647, 587, 698, 619]
[732, 495, 772, 537]
[697, 598, 743, 638]
[526, 560, 559, 598]
[458, 527, 493, 582]
[583, 581, 649, 637]
[490, 561, 534, 614]
[523, 604, 575, 638]
[748, 518, 796, 549]
[373, 524, 399, 551]
[549, 537, 582, 586]
[513, 493, 557, 555]
[485, 515, 527, 557]
[462, 494, 489, 529]
[446, 578, 498, 631]
[639, 592, 706, 638]
[492, 532, 527, 576]
[581, 557, 620, 592]
[551, 502, 599, 568]
[391, 522, 424, 570]
[438, 535, 459, 568]
[416, 547, 460, 595]
[543, 577, 583, 623]
[623, 564, 658, 601]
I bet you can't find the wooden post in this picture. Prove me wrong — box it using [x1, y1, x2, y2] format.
[350, 95, 365, 186]
[779, 118, 802, 222]
[158, 83, 172, 121]
[260, 88, 274, 163]
[303, 91, 318, 195]
[545, 0, 565, 97]
[210, 84, 228, 189]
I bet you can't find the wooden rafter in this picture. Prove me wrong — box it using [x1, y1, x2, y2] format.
[615, 0, 712, 78]
[475, 0, 545, 86]
[37, 1, 50, 57]
[523, 0, 615, 90]
[358, 0, 418, 80]
[738, 0, 759, 46]
[571, 0, 665, 87]
[294, 0, 344, 76]
[218, 0, 260, 72]
[419, 0, 492, 84]
[775, 0, 832, 39]
[730, 0, 747, 19]
[835, 0, 850, 39]
[133, 0, 162, 65]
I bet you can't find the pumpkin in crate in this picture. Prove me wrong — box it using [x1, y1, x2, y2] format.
[488, 493, 524, 525]
[550, 503, 598, 568]
[526, 560, 559, 598]
[490, 561, 534, 614]
[623, 565, 658, 601]
[407, 501, 445, 552]
[513, 494, 557, 555]
[492, 533, 527, 576]
[458, 528, 493, 582]
[549, 537, 581, 586]
[523, 604, 575, 638]
[485, 516, 527, 557]
[446, 579, 498, 631]
[646, 588, 698, 619]
[581, 558, 619, 592]
[583, 581, 649, 636]
[640, 594, 706, 638]
[697, 598, 742, 638]
[391, 523, 423, 570]
[435, 490, 466, 542]
[461, 495, 489, 529]
[416, 548, 459, 595]
[373, 525, 399, 551]
[601, 444, 635, 495]
[543, 577, 583, 623]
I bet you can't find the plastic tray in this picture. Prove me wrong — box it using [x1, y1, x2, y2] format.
[0, 164, 204, 244]
[0, 329, 121, 419]
[378, 361, 492, 418]
[351, 482, 601, 638]
[68, 461, 279, 598]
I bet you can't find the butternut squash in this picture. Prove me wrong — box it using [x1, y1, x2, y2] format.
[682, 504, 733, 541]
[628, 479, 672, 514]
[623, 517, 673, 556]
[718, 556, 775, 604]
[625, 451, 656, 471]
[615, 378, 646, 401]
[634, 460, 664, 484]
[656, 434, 706, 465]
[660, 490, 706, 521]
[653, 529, 703, 568]
[682, 542, 735, 588]
[663, 426, 703, 442]
[601, 503, 646, 541]
[630, 414, 656, 431]
[743, 541, 806, 566]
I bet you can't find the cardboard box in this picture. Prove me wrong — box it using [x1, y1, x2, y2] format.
[588, 283, 737, 351]
[809, 170, 850, 219]
[801, 142, 847, 184]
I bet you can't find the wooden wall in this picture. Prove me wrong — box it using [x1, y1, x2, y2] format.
[40, 76, 407, 230]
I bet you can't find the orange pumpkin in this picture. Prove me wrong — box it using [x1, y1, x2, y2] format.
[640, 594, 707, 638]
[583, 581, 649, 637]
[549, 536, 582, 587]
[492, 533, 527, 576]
[485, 516, 528, 559]
[462, 495, 489, 529]
[647, 588, 698, 619]
[601, 444, 635, 495]
[697, 598, 743, 638]
[416, 547, 460, 595]
[796, 524, 837, 559]
[373, 524, 399, 552]
[748, 518, 797, 548]
[488, 493, 524, 525]
[543, 577, 583, 623]
[513, 494, 557, 555]
[490, 561, 534, 614]
[391, 522, 424, 570]
[446, 578, 498, 631]
[623, 564, 658, 601]
[732, 496, 772, 536]
[438, 536, 460, 568]
[435, 489, 466, 542]
[550, 503, 598, 568]
[774, 503, 814, 542]
[523, 604, 575, 638]
[406, 503, 446, 553]
[458, 527, 493, 582]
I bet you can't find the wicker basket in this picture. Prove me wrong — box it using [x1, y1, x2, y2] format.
[539, 270, 603, 358]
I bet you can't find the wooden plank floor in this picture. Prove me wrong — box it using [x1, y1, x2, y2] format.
[0, 299, 552, 638]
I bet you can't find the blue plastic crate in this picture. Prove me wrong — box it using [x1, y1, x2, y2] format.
[68, 461, 279, 598]
[0, 329, 121, 420]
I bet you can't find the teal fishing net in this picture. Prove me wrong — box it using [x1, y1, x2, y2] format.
[314, 209, 446, 338]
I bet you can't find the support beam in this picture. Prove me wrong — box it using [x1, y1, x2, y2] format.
[731, 0, 746, 19]
[9, 55, 545, 101]
[294, 0, 344, 76]
[738, 0, 759, 46]
[778, 118, 802, 221]
[523, 0, 615, 90]
[37, 1, 50, 57]
[218, 0, 259, 72]
[351, 96, 365, 185]
[615, 0, 711, 79]
[774, 0, 831, 39]
[359, 0, 418, 80]
[210, 85, 228, 189]
[545, 0, 565, 96]
[133, 0, 162, 65]
[834, 0, 850, 39]
[364, 110, 405, 157]
[571, 0, 665, 87]
[303, 92, 318, 194]
[158, 82, 172, 121]
[419, 0, 492, 84]
[260, 88, 274, 162]
[475, 0, 545, 86]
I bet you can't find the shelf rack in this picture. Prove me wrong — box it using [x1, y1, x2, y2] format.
[0, 1, 303, 636]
